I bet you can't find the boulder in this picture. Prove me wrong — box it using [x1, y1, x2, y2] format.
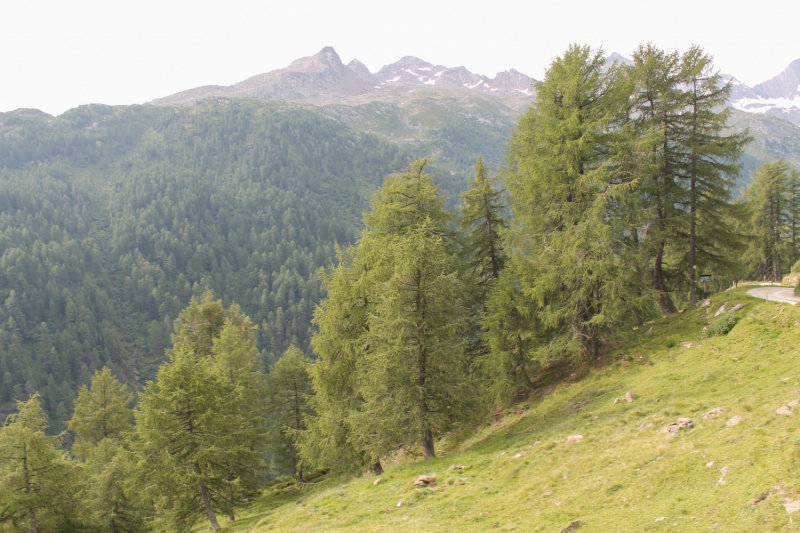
[776, 406, 793, 415]
[730, 304, 745, 312]
[714, 304, 726, 317]
[373, 478, 381, 485]
[414, 475, 436, 486]
[700, 299, 711, 307]
[513, 452, 522, 459]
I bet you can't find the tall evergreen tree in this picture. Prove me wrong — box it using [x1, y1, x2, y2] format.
[265, 346, 313, 481]
[501, 44, 636, 363]
[132, 296, 267, 531]
[0, 394, 79, 533]
[628, 44, 686, 314]
[69, 367, 145, 533]
[678, 46, 750, 304]
[69, 367, 133, 460]
[743, 161, 794, 281]
[459, 155, 507, 283]
[305, 159, 472, 464]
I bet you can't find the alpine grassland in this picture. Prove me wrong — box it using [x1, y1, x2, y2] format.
[217, 287, 800, 532]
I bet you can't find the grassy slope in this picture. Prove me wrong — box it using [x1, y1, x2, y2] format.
[226, 287, 800, 532]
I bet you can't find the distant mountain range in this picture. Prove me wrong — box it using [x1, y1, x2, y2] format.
[725, 60, 800, 126]
[150, 47, 535, 107]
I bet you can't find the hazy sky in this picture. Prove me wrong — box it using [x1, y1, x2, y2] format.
[2, 0, 798, 116]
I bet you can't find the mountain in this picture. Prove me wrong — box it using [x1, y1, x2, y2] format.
[728, 59, 800, 126]
[150, 47, 536, 106]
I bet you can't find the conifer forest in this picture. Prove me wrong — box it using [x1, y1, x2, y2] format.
[1, 44, 800, 532]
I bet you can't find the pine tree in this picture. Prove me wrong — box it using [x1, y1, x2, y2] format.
[132, 296, 267, 531]
[0, 394, 80, 533]
[788, 167, 800, 267]
[501, 44, 636, 364]
[265, 346, 313, 481]
[678, 46, 751, 304]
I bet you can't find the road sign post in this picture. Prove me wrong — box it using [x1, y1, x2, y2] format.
[699, 274, 712, 296]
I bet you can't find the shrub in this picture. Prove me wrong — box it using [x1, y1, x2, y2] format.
[708, 312, 739, 337]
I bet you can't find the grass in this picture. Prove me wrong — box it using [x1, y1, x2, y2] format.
[219, 287, 800, 532]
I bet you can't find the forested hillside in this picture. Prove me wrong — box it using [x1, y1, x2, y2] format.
[0, 101, 407, 426]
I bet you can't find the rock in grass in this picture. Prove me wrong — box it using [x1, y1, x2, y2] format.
[414, 475, 436, 486]
[448, 464, 468, 470]
[783, 500, 800, 513]
[704, 407, 725, 418]
[373, 478, 381, 485]
[614, 392, 635, 405]
[513, 452, 522, 458]
[700, 299, 711, 307]
[714, 304, 726, 317]
[654, 517, 668, 522]
[730, 304, 744, 312]
[776, 406, 793, 415]
[566, 435, 584, 443]
[667, 418, 693, 433]
[560, 520, 582, 532]
[726, 416, 744, 427]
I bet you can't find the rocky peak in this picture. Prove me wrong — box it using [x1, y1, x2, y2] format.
[754, 59, 800, 100]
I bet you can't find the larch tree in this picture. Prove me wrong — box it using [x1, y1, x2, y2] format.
[743, 161, 793, 281]
[353, 158, 472, 460]
[69, 367, 145, 533]
[678, 46, 750, 304]
[132, 295, 267, 532]
[265, 346, 313, 481]
[628, 43, 686, 314]
[501, 44, 637, 363]
[0, 394, 80, 533]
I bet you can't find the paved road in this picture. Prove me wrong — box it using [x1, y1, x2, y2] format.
[746, 286, 800, 305]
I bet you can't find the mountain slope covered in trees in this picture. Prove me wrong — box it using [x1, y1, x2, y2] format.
[0, 100, 407, 425]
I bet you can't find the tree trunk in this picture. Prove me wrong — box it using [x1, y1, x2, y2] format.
[198, 478, 221, 531]
[372, 461, 384, 476]
[29, 508, 37, 533]
[421, 428, 436, 459]
[689, 178, 698, 305]
[654, 244, 678, 315]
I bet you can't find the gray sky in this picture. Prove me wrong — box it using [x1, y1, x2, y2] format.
[2, 0, 798, 116]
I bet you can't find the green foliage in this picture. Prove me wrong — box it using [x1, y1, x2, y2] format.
[69, 367, 133, 460]
[743, 160, 796, 280]
[707, 312, 739, 337]
[132, 296, 267, 531]
[304, 159, 474, 467]
[265, 346, 313, 480]
[501, 44, 638, 364]
[0, 394, 80, 532]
